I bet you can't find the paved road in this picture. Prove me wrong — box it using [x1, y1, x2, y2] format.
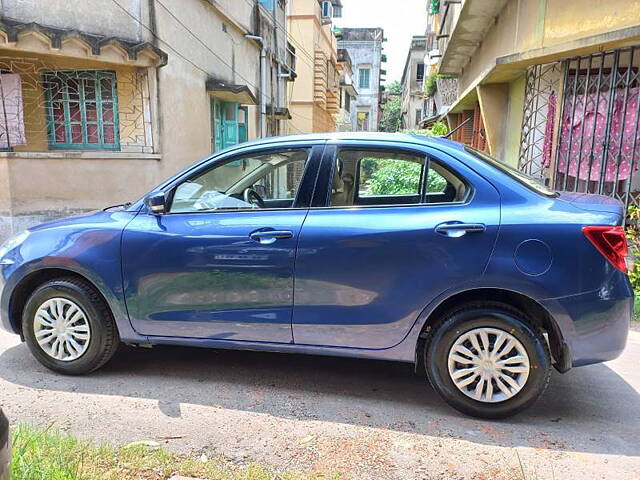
[0, 329, 639, 479]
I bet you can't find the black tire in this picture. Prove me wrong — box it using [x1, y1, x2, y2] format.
[424, 302, 551, 419]
[22, 277, 120, 375]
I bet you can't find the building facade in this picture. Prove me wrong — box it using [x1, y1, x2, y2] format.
[0, 0, 294, 239]
[431, 0, 640, 211]
[336, 47, 357, 131]
[400, 35, 427, 130]
[286, 0, 342, 133]
[338, 28, 384, 132]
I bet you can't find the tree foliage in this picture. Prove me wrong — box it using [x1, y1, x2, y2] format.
[387, 80, 403, 95]
[380, 81, 402, 132]
[424, 73, 437, 98]
[362, 158, 447, 196]
[401, 121, 449, 137]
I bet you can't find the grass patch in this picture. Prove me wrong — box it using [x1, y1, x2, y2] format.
[11, 424, 338, 480]
[633, 295, 640, 322]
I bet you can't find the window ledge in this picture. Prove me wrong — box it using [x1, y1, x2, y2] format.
[0, 151, 162, 161]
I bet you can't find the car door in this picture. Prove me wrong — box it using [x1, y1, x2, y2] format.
[292, 141, 500, 349]
[122, 143, 323, 342]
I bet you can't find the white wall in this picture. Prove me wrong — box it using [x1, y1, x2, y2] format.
[340, 38, 383, 131]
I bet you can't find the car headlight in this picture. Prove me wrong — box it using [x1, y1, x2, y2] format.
[0, 230, 29, 262]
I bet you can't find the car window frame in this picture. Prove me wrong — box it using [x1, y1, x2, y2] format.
[312, 142, 472, 209]
[163, 144, 324, 215]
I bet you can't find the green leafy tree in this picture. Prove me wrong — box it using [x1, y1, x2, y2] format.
[387, 81, 402, 95]
[380, 81, 402, 132]
[401, 121, 449, 137]
[364, 158, 447, 195]
[424, 73, 437, 98]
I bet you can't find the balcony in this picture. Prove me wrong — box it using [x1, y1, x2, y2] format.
[436, 0, 508, 74]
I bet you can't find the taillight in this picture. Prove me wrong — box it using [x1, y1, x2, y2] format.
[582, 225, 629, 273]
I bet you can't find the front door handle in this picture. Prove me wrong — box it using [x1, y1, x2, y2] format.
[435, 222, 486, 238]
[249, 229, 294, 244]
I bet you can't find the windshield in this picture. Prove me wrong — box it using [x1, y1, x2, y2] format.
[465, 147, 557, 196]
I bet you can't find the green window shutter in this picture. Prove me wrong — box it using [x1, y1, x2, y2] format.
[223, 102, 238, 148]
[238, 106, 248, 143]
[44, 70, 120, 150]
[238, 123, 247, 143]
[212, 99, 224, 152]
[359, 68, 370, 89]
[224, 119, 237, 147]
[212, 100, 239, 151]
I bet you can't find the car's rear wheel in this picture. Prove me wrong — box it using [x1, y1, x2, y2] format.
[424, 302, 551, 419]
[22, 277, 119, 375]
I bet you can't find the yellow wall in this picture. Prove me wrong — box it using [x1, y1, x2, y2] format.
[456, 0, 640, 94]
[287, 0, 338, 133]
[6, 156, 158, 214]
[543, 0, 640, 48]
[504, 75, 526, 166]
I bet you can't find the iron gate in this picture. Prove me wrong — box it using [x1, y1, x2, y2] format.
[518, 62, 561, 179]
[554, 47, 640, 210]
[518, 47, 640, 212]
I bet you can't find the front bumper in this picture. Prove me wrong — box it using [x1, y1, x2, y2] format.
[542, 276, 632, 368]
[0, 264, 16, 335]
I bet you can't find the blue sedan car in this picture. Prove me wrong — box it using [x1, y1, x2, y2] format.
[0, 133, 632, 418]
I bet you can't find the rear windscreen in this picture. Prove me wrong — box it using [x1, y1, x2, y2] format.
[465, 146, 557, 197]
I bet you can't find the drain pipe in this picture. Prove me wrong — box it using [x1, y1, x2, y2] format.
[245, 34, 267, 138]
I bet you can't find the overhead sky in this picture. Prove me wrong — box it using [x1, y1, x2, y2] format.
[334, 0, 428, 86]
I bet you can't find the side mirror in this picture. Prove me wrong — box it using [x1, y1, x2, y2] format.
[145, 192, 167, 215]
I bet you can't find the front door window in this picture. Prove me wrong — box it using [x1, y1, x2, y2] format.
[170, 149, 311, 212]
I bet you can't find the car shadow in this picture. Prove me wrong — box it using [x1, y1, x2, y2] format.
[0, 341, 638, 457]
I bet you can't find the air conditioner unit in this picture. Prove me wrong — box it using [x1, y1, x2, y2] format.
[321, 1, 333, 24]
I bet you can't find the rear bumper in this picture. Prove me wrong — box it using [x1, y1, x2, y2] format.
[541, 276, 632, 368]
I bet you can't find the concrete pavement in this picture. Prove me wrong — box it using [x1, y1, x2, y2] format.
[0, 329, 638, 479]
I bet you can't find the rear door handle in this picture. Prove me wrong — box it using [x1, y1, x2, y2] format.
[249, 229, 293, 244]
[435, 222, 486, 238]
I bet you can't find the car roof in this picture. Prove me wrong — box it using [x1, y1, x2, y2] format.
[224, 132, 466, 152]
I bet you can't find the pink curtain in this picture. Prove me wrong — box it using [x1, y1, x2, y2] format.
[0, 73, 26, 148]
[556, 86, 640, 182]
[542, 91, 556, 168]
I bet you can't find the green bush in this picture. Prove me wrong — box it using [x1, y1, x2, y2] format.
[380, 81, 402, 133]
[626, 206, 640, 319]
[363, 158, 447, 196]
[424, 73, 437, 98]
[401, 121, 449, 137]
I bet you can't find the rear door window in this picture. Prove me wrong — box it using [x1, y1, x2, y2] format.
[328, 148, 468, 207]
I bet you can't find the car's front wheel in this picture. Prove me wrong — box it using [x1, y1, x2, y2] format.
[22, 277, 119, 375]
[425, 302, 551, 418]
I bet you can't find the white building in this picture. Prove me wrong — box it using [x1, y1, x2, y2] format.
[338, 28, 384, 131]
[400, 36, 427, 130]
